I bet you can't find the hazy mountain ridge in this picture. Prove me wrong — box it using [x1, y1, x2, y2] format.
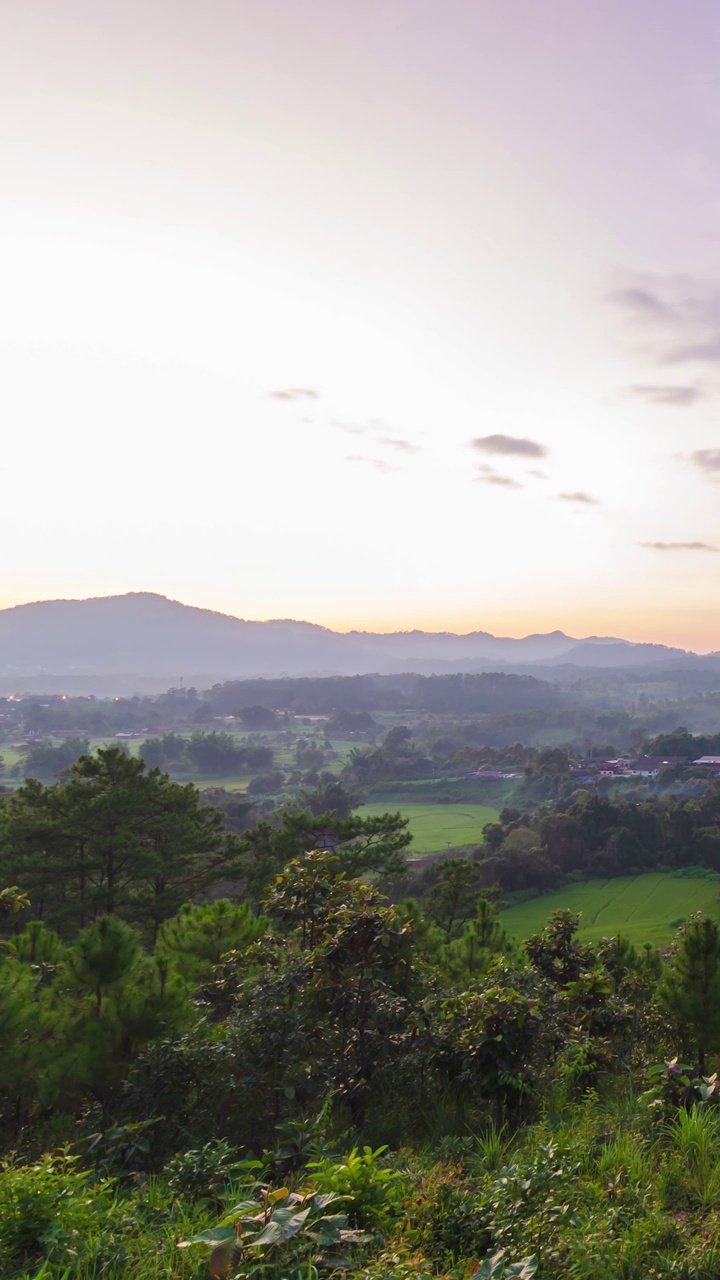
[0, 592, 709, 690]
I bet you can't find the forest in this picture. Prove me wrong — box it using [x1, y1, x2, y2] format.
[3, 742, 720, 1278]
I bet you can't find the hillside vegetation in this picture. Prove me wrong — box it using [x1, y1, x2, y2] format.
[4, 728, 720, 1278]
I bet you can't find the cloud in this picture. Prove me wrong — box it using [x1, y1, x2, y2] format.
[605, 287, 669, 317]
[608, 272, 720, 366]
[557, 491, 600, 505]
[378, 436, 421, 454]
[624, 384, 703, 406]
[269, 387, 320, 401]
[640, 540, 718, 552]
[345, 455, 397, 473]
[663, 342, 720, 366]
[686, 449, 720, 475]
[333, 420, 365, 435]
[476, 473, 522, 489]
[527, 469, 547, 479]
[471, 434, 547, 458]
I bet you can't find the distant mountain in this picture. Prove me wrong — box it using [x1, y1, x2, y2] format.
[0, 592, 712, 692]
[537, 641, 693, 669]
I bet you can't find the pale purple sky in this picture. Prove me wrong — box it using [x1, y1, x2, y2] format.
[3, 1, 720, 646]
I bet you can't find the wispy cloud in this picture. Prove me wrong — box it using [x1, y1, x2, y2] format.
[624, 384, 703, 406]
[686, 449, 720, 476]
[557, 491, 600, 505]
[333, 420, 365, 435]
[663, 342, 720, 366]
[606, 287, 669, 318]
[607, 272, 720, 366]
[640, 540, 718, 552]
[471, 434, 547, 458]
[269, 387, 320, 401]
[345, 455, 397, 473]
[476, 473, 522, 489]
[378, 436, 421, 454]
[527, 468, 547, 479]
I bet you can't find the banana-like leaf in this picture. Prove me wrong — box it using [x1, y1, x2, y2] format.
[218, 1200, 261, 1227]
[209, 1237, 238, 1280]
[177, 1228, 235, 1249]
[309, 1191, 345, 1210]
[304, 1213, 347, 1245]
[251, 1204, 311, 1247]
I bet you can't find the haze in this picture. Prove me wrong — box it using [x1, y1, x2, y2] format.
[3, 1, 720, 648]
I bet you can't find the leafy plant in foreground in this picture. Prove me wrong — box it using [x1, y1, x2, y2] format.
[178, 1184, 367, 1279]
[475, 1252, 538, 1279]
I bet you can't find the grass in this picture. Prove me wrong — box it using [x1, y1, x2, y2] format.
[356, 801, 499, 854]
[499, 869, 720, 947]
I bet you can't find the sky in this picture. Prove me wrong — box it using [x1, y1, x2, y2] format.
[2, 1, 720, 649]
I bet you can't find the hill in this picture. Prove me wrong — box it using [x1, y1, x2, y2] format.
[0, 591, 711, 691]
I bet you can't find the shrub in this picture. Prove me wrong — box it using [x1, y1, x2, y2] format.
[0, 1152, 115, 1272]
[308, 1145, 404, 1227]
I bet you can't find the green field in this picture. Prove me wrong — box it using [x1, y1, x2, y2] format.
[357, 801, 499, 854]
[500, 870, 720, 948]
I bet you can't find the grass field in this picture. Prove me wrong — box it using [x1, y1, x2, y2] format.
[357, 801, 499, 854]
[500, 870, 720, 948]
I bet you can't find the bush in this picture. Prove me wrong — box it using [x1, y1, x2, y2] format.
[164, 1140, 261, 1207]
[0, 1152, 115, 1272]
[308, 1145, 404, 1227]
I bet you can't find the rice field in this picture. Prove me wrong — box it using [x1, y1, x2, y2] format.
[356, 801, 500, 854]
[499, 869, 720, 947]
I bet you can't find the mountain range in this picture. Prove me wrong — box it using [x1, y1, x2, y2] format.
[0, 592, 717, 695]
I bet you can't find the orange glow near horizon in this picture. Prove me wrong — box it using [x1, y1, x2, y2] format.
[1, 586, 715, 656]
[305, 610, 720, 654]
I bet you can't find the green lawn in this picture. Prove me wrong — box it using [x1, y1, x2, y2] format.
[500, 870, 720, 948]
[357, 801, 499, 854]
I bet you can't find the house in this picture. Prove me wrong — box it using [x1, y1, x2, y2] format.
[692, 756, 720, 775]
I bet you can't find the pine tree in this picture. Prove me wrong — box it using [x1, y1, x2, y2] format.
[67, 915, 141, 1015]
[0, 748, 240, 938]
[155, 899, 267, 984]
[661, 915, 720, 1072]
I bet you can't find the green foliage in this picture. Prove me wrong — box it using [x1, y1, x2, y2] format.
[231, 851, 420, 1131]
[237, 809, 412, 904]
[664, 1105, 720, 1210]
[408, 1161, 491, 1262]
[164, 1142, 262, 1207]
[22, 737, 90, 780]
[475, 1254, 538, 1280]
[443, 899, 515, 981]
[178, 1184, 367, 1279]
[484, 1140, 581, 1257]
[67, 914, 140, 1013]
[660, 914, 720, 1070]
[84, 1117, 160, 1179]
[423, 857, 479, 939]
[0, 1152, 114, 1273]
[0, 747, 240, 937]
[0, 885, 30, 917]
[308, 1146, 404, 1227]
[11, 921, 67, 970]
[12, 733, 720, 1278]
[155, 899, 268, 984]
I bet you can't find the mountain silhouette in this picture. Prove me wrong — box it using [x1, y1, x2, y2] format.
[0, 592, 706, 693]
